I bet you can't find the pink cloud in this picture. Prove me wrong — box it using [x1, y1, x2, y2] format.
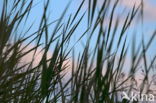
[120, 0, 156, 22]
[20, 44, 72, 75]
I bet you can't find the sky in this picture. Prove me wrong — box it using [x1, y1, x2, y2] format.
[0, 0, 156, 91]
[1, 0, 156, 99]
[1, 0, 156, 70]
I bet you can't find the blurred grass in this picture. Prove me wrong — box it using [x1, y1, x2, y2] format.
[0, 0, 156, 103]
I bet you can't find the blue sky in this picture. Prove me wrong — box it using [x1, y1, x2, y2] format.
[17, 0, 156, 70]
[1, 0, 156, 66]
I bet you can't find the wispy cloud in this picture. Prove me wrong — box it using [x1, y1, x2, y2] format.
[20, 44, 52, 66]
[120, 0, 156, 22]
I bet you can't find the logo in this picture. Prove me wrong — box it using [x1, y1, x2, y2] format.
[122, 92, 155, 102]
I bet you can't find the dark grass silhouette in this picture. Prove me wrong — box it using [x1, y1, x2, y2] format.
[0, 0, 156, 103]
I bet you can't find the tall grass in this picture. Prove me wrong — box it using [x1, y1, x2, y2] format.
[0, 0, 156, 103]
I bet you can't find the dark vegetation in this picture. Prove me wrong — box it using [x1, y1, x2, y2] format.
[0, 0, 156, 103]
